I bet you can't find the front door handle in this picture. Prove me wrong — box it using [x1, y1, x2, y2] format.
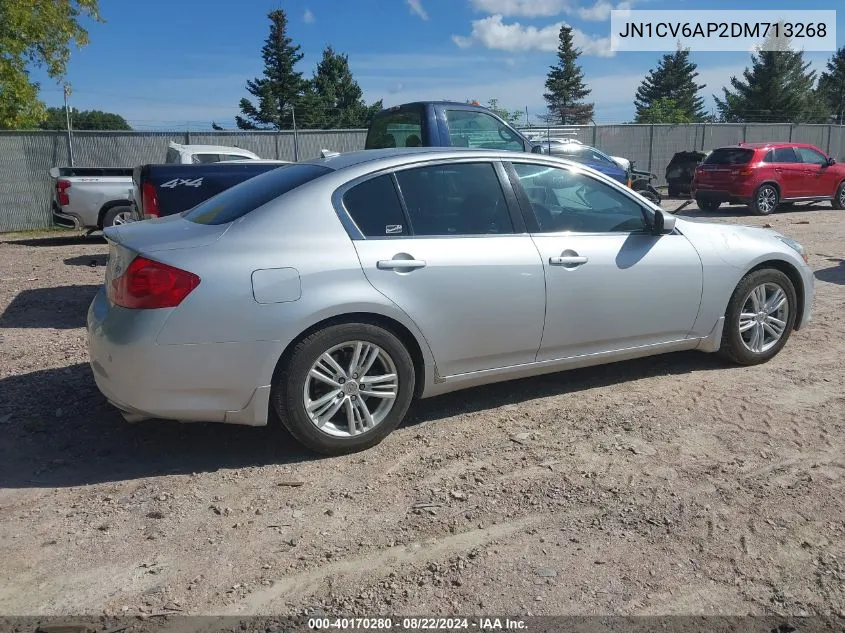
[550, 255, 588, 266]
[377, 259, 427, 270]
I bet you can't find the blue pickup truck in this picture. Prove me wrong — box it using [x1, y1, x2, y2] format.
[132, 101, 634, 219]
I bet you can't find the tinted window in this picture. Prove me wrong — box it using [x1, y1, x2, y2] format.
[551, 145, 616, 166]
[763, 150, 775, 163]
[796, 147, 827, 165]
[772, 147, 800, 163]
[512, 163, 646, 234]
[365, 108, 423, 149]
[395, 163, 513, 236]
[223, 154, 254, 162]
[444, 110, 524, 152]
[703, 148, 754, 165]
[184, 164, 331, 225]
[193, 153, 223, 164]
[165, 148, 180, 164]
[343, 176, 408, 237]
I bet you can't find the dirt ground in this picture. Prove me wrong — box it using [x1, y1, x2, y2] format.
[0, 200, 843, 620]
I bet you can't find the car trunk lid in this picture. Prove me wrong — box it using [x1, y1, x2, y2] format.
[104, 214, 231, 254]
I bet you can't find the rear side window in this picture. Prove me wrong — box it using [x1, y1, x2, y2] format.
[365, 108, 424, 149]
[192, 153, 223, 164]
[772, 147, 800, 163]
[343, 176, 408, 237]
[183, 164, 331, 225]
[703, 148, 754, 165]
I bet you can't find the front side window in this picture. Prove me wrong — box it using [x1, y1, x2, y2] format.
[343, 175, 408, 237]
[444, 110, 524, 152]
[795, 147, 828, 166]
[192, 153, 223, 164]
[511, 163, 647, 234]
[365, 108, 424, 149]
[394, 162, 513, 236]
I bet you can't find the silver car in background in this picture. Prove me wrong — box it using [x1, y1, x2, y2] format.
[87, 148, 813, 455]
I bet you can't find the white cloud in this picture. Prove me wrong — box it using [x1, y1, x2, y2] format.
[303, 9, 315, 24]
[452, 15, 615, 57]
[406, 0, 429, 20]
[468, 0, 633, 21]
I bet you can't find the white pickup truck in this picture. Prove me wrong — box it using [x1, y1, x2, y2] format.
[50, 142, 262, 230]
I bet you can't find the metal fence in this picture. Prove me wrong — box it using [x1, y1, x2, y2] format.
[1, 123, 844, 232]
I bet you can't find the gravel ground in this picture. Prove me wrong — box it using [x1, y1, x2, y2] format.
[0, 201, 843, 619]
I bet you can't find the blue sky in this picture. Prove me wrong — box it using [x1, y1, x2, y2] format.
[30, 0, 843, 130]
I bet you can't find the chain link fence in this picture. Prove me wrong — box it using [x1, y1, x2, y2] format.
[1, 124, 843, 232]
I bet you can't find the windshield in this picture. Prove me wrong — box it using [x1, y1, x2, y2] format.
[183, 164, 331, 225]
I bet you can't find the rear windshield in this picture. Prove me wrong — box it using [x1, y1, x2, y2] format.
[183, 164, 332, 225]
[365, 108, 424, 149]
[702, 148, 754, 165]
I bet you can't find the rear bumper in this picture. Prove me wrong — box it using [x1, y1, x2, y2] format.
[86, 287, 271, 426]
[691, 188, 751, 205]
[52, 202, 82, 229]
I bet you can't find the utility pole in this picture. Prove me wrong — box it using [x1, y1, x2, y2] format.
[292, 106, 299, 162]
[63, 84, 75, 167]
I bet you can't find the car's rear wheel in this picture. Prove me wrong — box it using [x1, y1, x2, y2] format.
[750, 184, 779, 215]
[696, 197, 721, 211]
[719, 269, 796, 366]
[832, 181, 845, 210]
[102, 205, 134, 228]
[273, 323, 415, 455]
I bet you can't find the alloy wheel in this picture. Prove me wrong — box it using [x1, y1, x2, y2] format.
[303, 340, 399, 438]
[738, 282, 789, 354]
[757, 186, 777, 214]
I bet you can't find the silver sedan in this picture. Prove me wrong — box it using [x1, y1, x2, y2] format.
[87, 148, 814, 455]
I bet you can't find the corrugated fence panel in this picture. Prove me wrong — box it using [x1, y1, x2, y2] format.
[2, 125, 843, 232]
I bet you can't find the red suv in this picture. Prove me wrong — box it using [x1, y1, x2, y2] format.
[692, 142, 845, 215]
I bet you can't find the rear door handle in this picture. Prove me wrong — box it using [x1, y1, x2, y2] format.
[377, 259, 427, 270]
[550, 255, 588, 266]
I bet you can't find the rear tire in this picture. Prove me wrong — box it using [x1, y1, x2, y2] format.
[667, 185, 680, 198]
[719, 269, 796, 366]
[832, 181, 845, 210]
[696, 197, 721, 211]
[102, 205, 134, 228]
[750, 184, 779, 215]
[272, 323, 416, 455]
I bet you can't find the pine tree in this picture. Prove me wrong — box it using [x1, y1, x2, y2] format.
[543, 25, 594, 125]
[635, 47, 706, 122]
[300, 47, 382, 129]
[236, 10, 305, 130]
[818, 47, 845, 124]
[714, 31, 821, 123]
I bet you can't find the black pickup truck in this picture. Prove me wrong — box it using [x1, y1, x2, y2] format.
[132, 160, 291, 219]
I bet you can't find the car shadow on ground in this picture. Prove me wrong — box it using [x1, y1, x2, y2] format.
[0, 234, 105, 248]
[63, 254, 108, 267]
[0, 351, 731, 489]
[814, 258, 845, 285]
[674, 202, 831, 219]
[0, 285, 100, 329]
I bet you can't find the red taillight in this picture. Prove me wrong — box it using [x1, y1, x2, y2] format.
[109, 256, 200, 309]
[56, 179, 71, 206]
[738, 167, 753, 176]
[141, 182, 160, 220]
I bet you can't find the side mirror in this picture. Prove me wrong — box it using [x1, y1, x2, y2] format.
[828, 157, 836, 166]
[652, 209, 676, 235]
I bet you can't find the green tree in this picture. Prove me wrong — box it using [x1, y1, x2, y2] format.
[636, 97, 695, 124]
[635, 46, 706, 122]
[0, 0, 102, 129]
[543, 25, 594, 125]
[714, 32, 822, 123]
[818, 47, 845, 124]
[236, 9, 305, 130]
[485, 98, 523, 124]
[300, 46, 382, 129]
[38, 107, 131, 130]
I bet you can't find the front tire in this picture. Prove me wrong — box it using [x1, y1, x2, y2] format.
[750, 184, 779, 215]
[832, 181, 845, 210]
[272, 323, 415, 455]
[719, 269, 797, 366]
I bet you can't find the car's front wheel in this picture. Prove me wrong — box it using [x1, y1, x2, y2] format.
[832, 181, 845, 210]
[719, 269, 797, 366]
[273, 323, 416, 455]
[750, 184, 779, 215]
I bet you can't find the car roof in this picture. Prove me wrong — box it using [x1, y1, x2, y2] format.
[716, 142, 819, 151]
[302, 147, 496, 170]
[173, 143, 260, 155]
